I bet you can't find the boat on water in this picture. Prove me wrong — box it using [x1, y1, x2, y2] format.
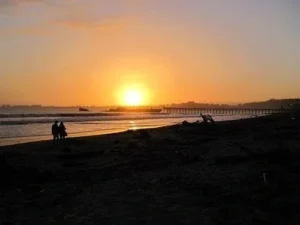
[108, 107, 162, 113]
[79, 107, 90, 112]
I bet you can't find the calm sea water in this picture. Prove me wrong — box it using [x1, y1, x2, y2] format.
[0, 108, 251, 146]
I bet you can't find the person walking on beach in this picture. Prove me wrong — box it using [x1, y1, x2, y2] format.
[52, 121, 59, 144]
[59, 122, 67, 145]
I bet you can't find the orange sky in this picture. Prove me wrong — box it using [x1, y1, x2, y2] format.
[0, 0, 299, 106]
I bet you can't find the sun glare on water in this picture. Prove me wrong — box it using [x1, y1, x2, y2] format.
[124, 89, 142, 106]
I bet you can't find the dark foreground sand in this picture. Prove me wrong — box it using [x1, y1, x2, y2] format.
[1, 114, 300, 225]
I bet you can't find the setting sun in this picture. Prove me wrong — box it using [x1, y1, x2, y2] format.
[124, 89, 142, 106]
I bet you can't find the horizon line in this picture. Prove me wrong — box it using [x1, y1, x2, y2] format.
[1, 98, 300, 108]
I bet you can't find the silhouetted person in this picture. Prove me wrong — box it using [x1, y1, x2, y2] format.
[59, 122, 67, 145]
[200, 113, 208, 124]
[52, 121, 59, 144]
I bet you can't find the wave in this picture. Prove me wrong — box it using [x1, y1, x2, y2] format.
[0, 112, 122, 118]
[0, 120, 174, 140]
[0, 113, 243, 126]
[0, 113, 199, 126]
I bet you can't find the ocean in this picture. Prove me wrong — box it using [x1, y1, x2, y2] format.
[0, 107, 251, 146]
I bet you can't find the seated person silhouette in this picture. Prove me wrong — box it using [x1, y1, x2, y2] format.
[206, 114, 215, 124]
[200, 113, 208, 124]
[52, 121, 59, 144]
[200, 113, 215, 125]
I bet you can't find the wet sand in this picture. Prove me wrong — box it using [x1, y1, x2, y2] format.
[1, 114, 300, 225]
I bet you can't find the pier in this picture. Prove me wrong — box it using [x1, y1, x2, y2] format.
[162, 107, 284, 115]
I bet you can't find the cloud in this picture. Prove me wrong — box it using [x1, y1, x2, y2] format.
[0, 26, 52, 36]
[60, 15, 136, 33]
[0, 0, 84, 8]
[0, 0, 139, 36]
[0, 0, 44, 7]
[0, 13, 137, 36]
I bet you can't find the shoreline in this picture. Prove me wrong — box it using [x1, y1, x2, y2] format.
[2, 113, 300, 224]
[0, 115, 253, 147]
[0, 124, 175, 148]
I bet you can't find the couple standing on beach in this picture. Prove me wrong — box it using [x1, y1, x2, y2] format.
[52, 121, 67, 145]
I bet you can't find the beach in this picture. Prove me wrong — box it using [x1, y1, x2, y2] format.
[0, 112, 249, 146]
[1, 113, 300, 224]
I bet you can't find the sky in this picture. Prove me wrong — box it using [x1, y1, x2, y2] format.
[0, 0, 299, 106]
